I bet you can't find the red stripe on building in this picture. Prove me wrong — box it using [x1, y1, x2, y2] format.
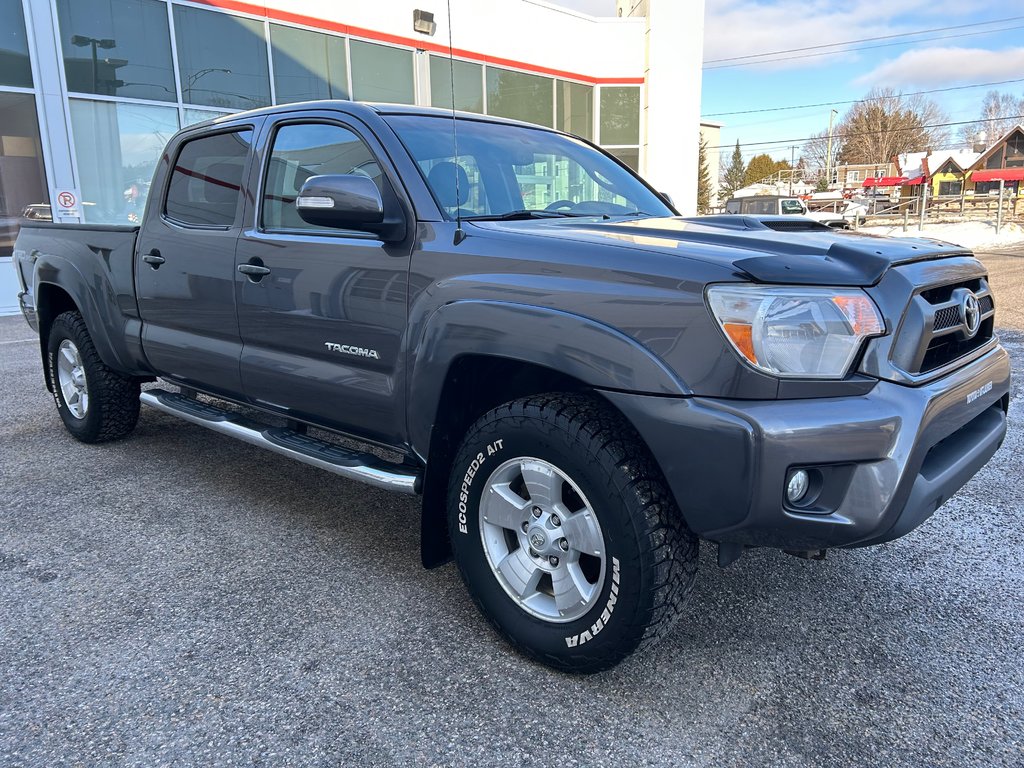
[189, 0, 645, 85]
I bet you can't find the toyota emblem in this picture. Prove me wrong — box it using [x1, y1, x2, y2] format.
[961, 292, 981, 337]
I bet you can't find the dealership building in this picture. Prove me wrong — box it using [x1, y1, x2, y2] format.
[0, 0, 704, 313]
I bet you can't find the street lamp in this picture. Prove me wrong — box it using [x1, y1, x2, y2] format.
[71, 35, 116, 93]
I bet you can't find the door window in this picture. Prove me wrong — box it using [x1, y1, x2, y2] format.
[165, 129, 252, 227]
[262, 122, 382, 232]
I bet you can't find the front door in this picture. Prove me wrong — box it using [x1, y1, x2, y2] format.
[136, 125, 257, 395]
[235, 115, 412, 444]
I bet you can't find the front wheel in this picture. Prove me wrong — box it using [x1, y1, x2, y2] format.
[447, 393, 698, 673]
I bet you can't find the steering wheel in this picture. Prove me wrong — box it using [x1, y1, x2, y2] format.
[545, 199, 578, 212]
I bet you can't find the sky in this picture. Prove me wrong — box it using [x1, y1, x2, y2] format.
[548, 0, 1024, 162]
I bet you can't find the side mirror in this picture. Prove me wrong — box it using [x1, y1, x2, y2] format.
[296, 174, 384, 230]
[659, 191, 675, 208]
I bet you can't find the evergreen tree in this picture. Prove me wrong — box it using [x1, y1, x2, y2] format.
[720, 140, 746, 200]
[697, 136, 712, 214]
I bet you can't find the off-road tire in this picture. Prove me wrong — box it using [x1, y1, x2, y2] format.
[48, 311, 140, 443]
[447, 393, 698, 673]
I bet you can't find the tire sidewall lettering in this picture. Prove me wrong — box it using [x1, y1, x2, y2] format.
[456, 439, 504, 534]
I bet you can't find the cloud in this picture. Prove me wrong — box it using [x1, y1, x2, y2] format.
[703, 0, 1005, 72]
[856, 46, 1024, 87]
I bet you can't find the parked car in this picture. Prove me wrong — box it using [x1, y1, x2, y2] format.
[12, 102, 1009, 672]
[724, 195, 853, 228]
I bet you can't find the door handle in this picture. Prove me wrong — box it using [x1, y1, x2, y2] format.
[143, 250, 165, 267]
[238, 263, 271, 277]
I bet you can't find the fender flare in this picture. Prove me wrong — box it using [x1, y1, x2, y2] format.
[34, 256, 140, 385]
[407, 299, 690, 457]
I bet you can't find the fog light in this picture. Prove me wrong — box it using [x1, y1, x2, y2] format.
[786, 469, 809, 503]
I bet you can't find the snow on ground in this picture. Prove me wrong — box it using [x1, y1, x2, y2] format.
[857, 219, 1024, 250]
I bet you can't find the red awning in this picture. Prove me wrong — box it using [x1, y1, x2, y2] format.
[971, 168, 1024, 182]
[903, 176, 925, 186]
[863, 176, 906, 187]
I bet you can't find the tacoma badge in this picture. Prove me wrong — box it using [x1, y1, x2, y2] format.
[324, 342, 380, 360]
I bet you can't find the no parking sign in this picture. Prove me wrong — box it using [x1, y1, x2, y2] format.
[54, 189, 81, 218]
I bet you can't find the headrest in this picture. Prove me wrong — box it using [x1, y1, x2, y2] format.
[427, 161, 470, 208]
[203, 162, 243, 204]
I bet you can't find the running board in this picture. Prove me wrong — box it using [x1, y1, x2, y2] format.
[140, 389, 420, 494]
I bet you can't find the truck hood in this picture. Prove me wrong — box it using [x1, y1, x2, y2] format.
[473, 214, 969, 286]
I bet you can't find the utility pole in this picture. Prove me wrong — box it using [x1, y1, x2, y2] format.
[825, 108, 838, 190]
[789, 145, 796, 196]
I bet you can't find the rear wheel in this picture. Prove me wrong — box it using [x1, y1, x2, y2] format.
[447, 393, 698, 673]
[48, 311, 140, 443]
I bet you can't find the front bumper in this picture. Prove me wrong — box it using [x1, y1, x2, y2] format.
[604, 345, 1010, 550]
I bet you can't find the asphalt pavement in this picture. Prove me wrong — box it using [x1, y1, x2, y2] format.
[1, 249, 1022, 767]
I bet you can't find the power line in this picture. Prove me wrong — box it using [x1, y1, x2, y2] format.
[704, 114, 1024, 152]
[703, 15, 1024, 63]
[702, 78, 1024, 118]
[703, 23, 1024, 70]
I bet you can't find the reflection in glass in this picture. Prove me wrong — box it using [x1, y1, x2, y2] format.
[599, 86, 640, 145]
[173, 6, 270, 110]
[0, 0, 33, 87]
[607, 147, 639, 172]
[486, 67, 553, 128]
[69, 99, 179, 225]
[0, 94, 49, 257]
[271, 24, 349, 104]
[350, 41, 414, 104]
[263, 123, 380, 231]
[56, 0, 175, 101]
[429, 56, 483, 113]
[166, 130, 252, 227]
[182, 108, 235, 127]
[556, 80, 593, 141]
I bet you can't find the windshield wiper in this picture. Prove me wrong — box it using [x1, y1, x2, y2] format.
[462, 209, 592, 221]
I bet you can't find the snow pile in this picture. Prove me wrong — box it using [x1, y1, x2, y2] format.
[857, 220, 1024, 250]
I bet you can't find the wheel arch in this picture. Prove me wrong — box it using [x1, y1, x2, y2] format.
[411, 300, 689, 569]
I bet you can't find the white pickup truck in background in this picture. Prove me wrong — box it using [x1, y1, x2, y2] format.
[724, 195, 867, 229]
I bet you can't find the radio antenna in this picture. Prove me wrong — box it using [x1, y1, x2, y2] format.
[446, 0, 465, 245]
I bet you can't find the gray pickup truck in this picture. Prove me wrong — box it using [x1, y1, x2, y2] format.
[12, 102, 1010, 672]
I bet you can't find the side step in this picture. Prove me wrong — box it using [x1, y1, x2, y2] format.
[140, 389, 421, 494]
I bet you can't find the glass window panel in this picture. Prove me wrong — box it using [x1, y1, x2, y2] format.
[607, 147, 639, 172]
[485, 67, 553, 127]
[556, 81, 593, 141]
[69, 99, 178, 225]
[56, 0, 175, 101]
[182, 108, 235, 127]
[173, 6, 270, 110]
[350, 41, 414, 104]
[429, 55, 483, 113]
[600, 86, 640, 145]
[0, 93, 49, 257]
[271, 24, 349, 104]
[262, 123, 383, 232]
[166, 129, 252, 227]
[0, 0, 32, 87]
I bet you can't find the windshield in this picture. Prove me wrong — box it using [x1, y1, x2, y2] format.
[387, 115, 673, 220]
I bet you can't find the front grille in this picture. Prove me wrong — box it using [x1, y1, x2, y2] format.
[902, 277, 996, 375]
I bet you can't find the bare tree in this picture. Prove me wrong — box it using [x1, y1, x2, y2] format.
[837, 88, 949, 165]
[801, 129, 843, 182]
[957, 90, 1024, 146]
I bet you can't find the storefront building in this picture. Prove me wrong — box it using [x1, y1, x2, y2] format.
[0, 0, 705, 314]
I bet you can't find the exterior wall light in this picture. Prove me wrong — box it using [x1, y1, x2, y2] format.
[413, 10, 437, 36]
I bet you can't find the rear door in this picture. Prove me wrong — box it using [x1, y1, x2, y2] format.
[234, 112, 413, 444]
[136, 123, 259, 395]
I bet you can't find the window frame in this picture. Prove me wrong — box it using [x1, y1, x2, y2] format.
[161, 124, 256, 231]
[256, 117, 391, 239]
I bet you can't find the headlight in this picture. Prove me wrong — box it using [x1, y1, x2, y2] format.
[706, 285, 884, 379]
